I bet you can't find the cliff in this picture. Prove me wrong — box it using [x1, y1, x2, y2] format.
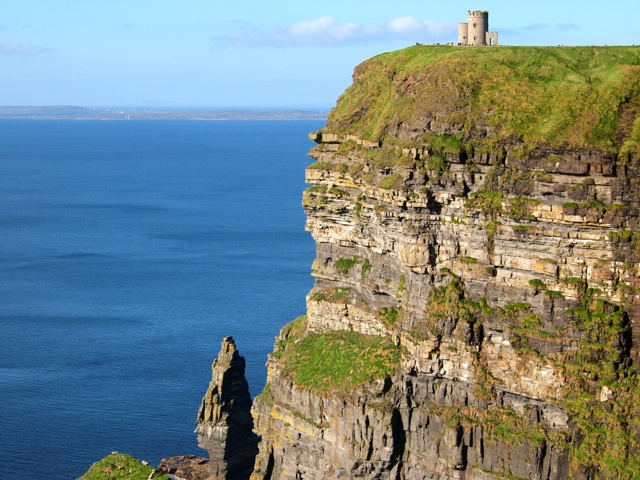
[250, 46, 640, 480]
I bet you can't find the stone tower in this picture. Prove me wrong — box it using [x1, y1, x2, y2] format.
[458, 10, 498, 46]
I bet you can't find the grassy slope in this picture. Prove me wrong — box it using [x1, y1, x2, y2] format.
[326, 45, 640, 154]
[77, 453, 169, 480]
[269, 315, 401, 395]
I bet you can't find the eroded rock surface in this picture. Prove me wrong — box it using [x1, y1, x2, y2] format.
[158, 455, 210, 480]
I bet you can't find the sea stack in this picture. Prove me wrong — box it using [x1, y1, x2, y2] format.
[196, 336, 258, 480]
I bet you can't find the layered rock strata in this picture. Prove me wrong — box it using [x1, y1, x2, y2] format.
[196, 336, 258, 480]
[250, 46, 640, 479]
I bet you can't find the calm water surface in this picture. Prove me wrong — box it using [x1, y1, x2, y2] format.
[0, 120, 320, 479]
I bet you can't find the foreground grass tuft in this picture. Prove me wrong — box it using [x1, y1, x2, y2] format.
[78, 453, 168, 480]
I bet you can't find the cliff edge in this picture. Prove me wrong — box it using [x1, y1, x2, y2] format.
[250, 46, 640, 480]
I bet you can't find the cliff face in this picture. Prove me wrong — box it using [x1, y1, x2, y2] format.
[251, 46, 640, 480]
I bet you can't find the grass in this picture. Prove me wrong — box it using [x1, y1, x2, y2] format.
[270, 312, 402, 395]
[397, 274, 406, 293]
[78, 453, 168, 480]
[378, 174, 403, 190]
[563, 199, 628, 213]
[309, 288, 351, 303]
[354, 201, 362, 217]
[426, 153, 448, 173]
[324, 45, 640, 154]
[562, 276, 587, 289]
[513, 225, 534, 232]
[378, 306, 403, 327]
[307, 161, 335, 171]
[480, 406, 550, 447]
[528, 278, 547, 291]
[363, 145, 410, 168]
[361, 258, 371, 278]
[255, 383, 273, 405]
[277, 328, 401, 395]
[335, 256, 360, 274]
[545, 290, 565, 299]
[328, 187, 347, 197]
[423, 132, 467, 154]
[467, 190, 504, 218]
[507, 196, 540, 220]
[433, 404, 556, 449]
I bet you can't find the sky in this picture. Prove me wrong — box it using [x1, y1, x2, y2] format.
[0, 0, 638, 109]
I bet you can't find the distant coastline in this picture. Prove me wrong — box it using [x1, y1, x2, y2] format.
[0, 106, 328, 121]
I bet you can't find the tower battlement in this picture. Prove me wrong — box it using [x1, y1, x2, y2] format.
[468, 10, 488, 18]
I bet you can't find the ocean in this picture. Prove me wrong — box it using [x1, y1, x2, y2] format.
[0, 120, 322, 479]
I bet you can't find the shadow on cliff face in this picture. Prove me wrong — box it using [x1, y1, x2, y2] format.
[390, 408, 406, 478]
[221, 409, 260, 480]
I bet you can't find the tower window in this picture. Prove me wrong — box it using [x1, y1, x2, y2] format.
[473, 23, 477, 28]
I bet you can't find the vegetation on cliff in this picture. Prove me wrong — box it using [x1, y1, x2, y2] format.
[561, 292, 640, 477]
[270, 315, 401, 395]
[78, 453, 169, 480]
[326, 45, 640, 155]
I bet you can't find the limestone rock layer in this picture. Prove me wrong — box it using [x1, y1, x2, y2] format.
[251, 46, 640, 479]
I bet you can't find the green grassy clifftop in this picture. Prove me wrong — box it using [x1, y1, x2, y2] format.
[326, 45, 640, 156]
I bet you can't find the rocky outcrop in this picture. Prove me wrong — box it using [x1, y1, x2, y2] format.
[158, 455, 210, 480]
[249, 46, 640, 479]
[196, 337, 258, 480]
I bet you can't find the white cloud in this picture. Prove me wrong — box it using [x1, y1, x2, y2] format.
[288, 17, 360, 42]
[0, 40, 49, 56]
[524, 23, 548, 31]
[522, 23, 580, 33]
[557, 23, 579, 31]
[212, 16, 456, 48]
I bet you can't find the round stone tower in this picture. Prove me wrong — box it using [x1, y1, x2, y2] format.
[467, 10, 488, 46]
[458, 22, 468, 45]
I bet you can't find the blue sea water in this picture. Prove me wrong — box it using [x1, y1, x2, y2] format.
[0, 120, 321, 479]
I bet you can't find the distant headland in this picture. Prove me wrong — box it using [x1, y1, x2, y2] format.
[0, 106, 328, 121]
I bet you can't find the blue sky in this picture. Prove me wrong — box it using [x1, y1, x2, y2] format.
[0, 0, 638, 108]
